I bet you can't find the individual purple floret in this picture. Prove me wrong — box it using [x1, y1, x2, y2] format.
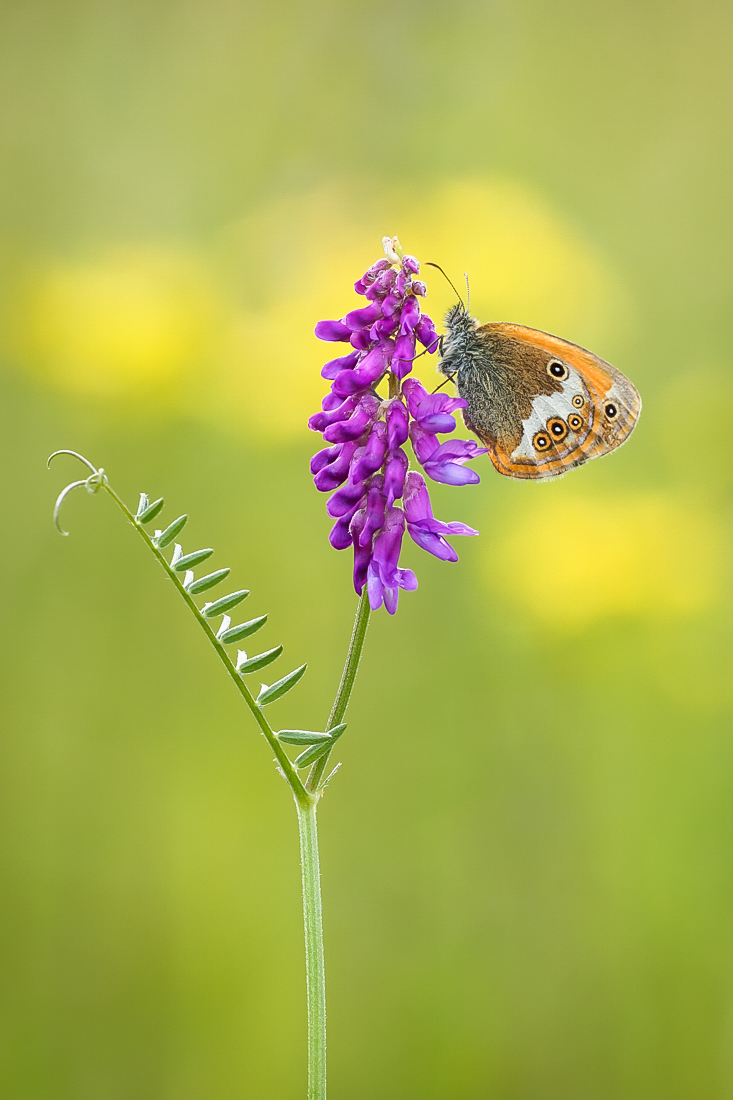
[309, 235, 487, 614]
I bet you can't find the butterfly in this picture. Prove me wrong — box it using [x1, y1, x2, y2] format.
[436, 299, 641, 481]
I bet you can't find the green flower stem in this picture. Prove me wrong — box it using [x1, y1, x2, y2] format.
[297, 799, 326, 1100]
[101, 481, 311, 808]
[306, 587, 371, 794]
[294, 587, 371, 1099]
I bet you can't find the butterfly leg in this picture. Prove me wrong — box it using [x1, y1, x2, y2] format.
[431, 370, 457, 395]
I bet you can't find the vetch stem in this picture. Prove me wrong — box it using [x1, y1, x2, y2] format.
[306, 587, 371, 793]
[298, 800, 326, 1100]
[298, 587, 371, 1097]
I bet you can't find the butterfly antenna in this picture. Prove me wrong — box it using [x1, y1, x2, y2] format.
[425, 262, 465, 309]
[464, 273, 470, 310]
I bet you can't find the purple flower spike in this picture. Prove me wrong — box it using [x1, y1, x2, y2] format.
[399, 295, 420, 336]
[386, 399, 409, 450]
[349, 509, 373, 592]
[382, 294, 402, 318]
[415, 314, 440, 352]
[367, 507, 418, 614]
[322, 390, 346, 412]
[403, 377, 466, 433]
[350, 329, 372, 351]
[354, 258, 390, 294]
[404, 471, 478, 561]
[371, 315, 399, 339]
[395, 271, 411, 296]
[351, 421, 388, 482]
[311, 443, 341, 476]
[315, 319, 351, 342]
[313, 441, 359, 492]
[330, 512, 358, 549]
[310, 235, 484, 612]
[327, 476, 367, 518]
[392, 334, 416, 381]
[345, 303, 383, 331]
[332, 345, 390, 397]
[383, 447, 408, 507]
[323, 395, 379, 443]
[421, 438, 488, 485]
[322, 350, 360, 380]
[360, 475, 387, 547]
[409, 422, 439, 465]
[365, 268, 397, 300]
[308, 394, 358, 433]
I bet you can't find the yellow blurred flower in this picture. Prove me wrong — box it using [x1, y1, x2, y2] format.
[398, 177, 629, 346]
[5, 245, 224, 402]
[489, 492, 724, 629]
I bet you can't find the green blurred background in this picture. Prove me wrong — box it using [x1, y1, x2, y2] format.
[1, 1, 732, 1096]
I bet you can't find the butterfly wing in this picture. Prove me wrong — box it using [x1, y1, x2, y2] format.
[457, 322, 641, 481]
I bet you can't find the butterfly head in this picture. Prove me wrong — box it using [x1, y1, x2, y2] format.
[444, 301, 475, 333]
[438, 303, 479, 378]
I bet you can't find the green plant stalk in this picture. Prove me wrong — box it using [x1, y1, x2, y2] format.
[50, 454, 373, 1100]
[295, 587, 371, 1099]
[298, 799, 326, 1100]
[306, 587, 371, 793]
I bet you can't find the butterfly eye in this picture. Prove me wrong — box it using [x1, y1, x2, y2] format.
[547, 360, 569, 381]
[533, 431, 552, 452]
[546, 417, 568, 442]
[605, 403, 619, 420]
[572, 394, 584, 409]
[568, 414, 583, 431]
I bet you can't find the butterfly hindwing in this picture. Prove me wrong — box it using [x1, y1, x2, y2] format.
[445, 318, 641, 481]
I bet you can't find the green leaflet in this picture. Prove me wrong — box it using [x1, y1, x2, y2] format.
[203, 589, 250, 617]
[219, 615, 268, 643]
[292, 722, 347, 766]
[257, 664, 307, 706]
[277, 730, 332, 745]
[136, 497, 165, 524]
[174, 548, 214, 571]
[294, 741, 332, 768]
[236, 646, 283, 673]
[278, 723, 346, 745]
[156, 515, 188, 548]
[187, 568, 230, 594]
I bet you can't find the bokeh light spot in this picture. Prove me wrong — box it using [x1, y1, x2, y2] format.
[5, 246, 224, 401]
[489, 493, 723, 630]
